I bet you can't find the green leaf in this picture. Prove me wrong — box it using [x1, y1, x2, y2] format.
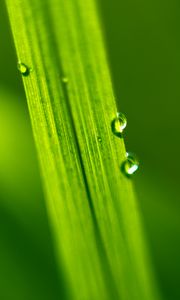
[0, 87, 63, 300]
[5, 0, 161, 299]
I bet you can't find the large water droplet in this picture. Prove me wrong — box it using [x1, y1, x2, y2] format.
[17, 62, 31, 76]
[112, 112, 127, 137]
[122, 152, 139, 176]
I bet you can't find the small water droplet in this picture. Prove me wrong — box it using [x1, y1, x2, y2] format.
[17, 62, 31, 76]
[97, 136, 102, 142]
[62, 77, 69, 83]
[112, 112, 127, 137]
[122, 152, 139, 176]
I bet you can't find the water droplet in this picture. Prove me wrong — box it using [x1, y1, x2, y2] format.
[17, 62, 31, 76]
[112, 112, 127, 137]
[122, 152, 139, 176]
[62, 77, 69, 83]
[97, 136, 102, 142]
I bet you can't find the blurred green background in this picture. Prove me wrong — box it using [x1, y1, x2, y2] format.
[0, 0, 179, 299]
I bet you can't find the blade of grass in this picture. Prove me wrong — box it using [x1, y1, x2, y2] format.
[5, 0, 161, 299]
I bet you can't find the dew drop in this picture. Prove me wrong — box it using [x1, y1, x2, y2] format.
[122, 152, 139, 176]
[112, 112, 127, 137]
[97, 136, 102, 142]
[62, 77, 69, 83]
[17, 62, 31, 76]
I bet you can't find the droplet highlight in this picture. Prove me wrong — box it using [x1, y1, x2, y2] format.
[122, 152, 139, 176]
[17, 62, 31, 76]
[112, 112, 127, 137]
